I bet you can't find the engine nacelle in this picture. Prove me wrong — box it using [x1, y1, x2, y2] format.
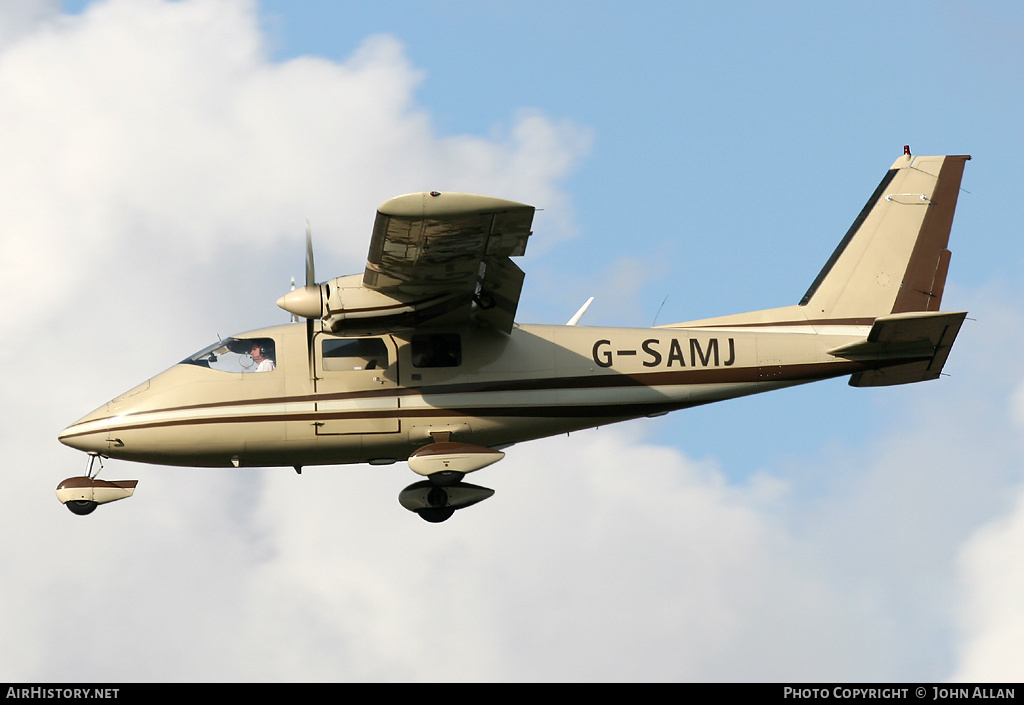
[277, 273, 470, 334]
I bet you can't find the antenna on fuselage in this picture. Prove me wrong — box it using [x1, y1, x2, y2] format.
[652, 295, 669, 327]
[566, 297, 594, 326]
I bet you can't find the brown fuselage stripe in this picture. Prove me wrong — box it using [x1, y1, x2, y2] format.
[62, 358, 912, 438]
[89, 354, 880, 419]
[70, 359, 868, 423]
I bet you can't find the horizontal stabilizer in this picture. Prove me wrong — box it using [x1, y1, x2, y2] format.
[827, 311, 966, 387]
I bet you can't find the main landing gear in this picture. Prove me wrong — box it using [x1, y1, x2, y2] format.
[399, 476, 496, 523]
[56, 453, 138, 516]
[398, 440, 503, 523]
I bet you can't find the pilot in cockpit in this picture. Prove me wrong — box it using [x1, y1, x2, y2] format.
[250, 341, 275, 372]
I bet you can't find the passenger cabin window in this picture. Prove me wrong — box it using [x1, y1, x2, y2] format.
[182, 337, 277, 373]
[411, 334, 461, 368]
[322, 338, 389, 371]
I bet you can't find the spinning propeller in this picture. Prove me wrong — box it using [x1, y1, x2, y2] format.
[276, 220, 322, 379]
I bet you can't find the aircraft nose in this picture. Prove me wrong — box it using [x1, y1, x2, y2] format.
[58, 426, 105, 454]
[58, 408, 110, 455]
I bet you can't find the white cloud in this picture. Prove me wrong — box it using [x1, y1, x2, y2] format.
[951, 486, 1024, 682]
[0, 0, 590, 334]
[947, 295, 1024, 681]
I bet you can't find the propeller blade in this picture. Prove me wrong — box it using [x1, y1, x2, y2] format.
[277, 221, 323, 319]
[304, 221, 317, 380]
[305, 218, 315, 288]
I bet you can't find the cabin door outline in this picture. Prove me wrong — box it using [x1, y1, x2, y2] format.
[313, 334, 400, 435]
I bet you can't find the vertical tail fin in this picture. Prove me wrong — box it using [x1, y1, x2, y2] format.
[800, 153, 971, 319]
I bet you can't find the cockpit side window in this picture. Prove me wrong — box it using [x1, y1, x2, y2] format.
[182, 337, 277, 373]
[322, 338, 389, 371]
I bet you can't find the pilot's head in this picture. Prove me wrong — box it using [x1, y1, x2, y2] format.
[250, 341, 272, 363]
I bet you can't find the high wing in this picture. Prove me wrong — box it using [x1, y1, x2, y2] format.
[277, 192, 535, 335]
[362, 192, 535, 334]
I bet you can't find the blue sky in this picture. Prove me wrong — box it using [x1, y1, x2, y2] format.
[2, 0, 1023, 682]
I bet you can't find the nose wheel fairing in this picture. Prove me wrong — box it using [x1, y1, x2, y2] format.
[56, 476, 138, 513]
[56, 453, 138, 516]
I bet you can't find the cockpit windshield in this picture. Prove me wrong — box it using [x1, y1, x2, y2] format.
[181, 337, 277, 373]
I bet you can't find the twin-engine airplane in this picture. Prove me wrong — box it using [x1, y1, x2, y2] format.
[58, 150, 970, 522]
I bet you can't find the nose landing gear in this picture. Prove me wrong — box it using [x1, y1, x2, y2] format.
[56, 453, 138, 516]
